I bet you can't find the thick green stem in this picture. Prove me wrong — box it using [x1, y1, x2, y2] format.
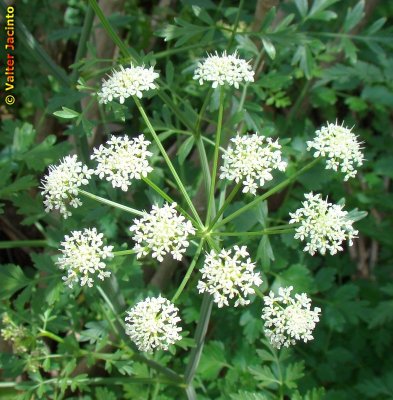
[206, 88, 225, 224]
[184, 293, 213, 384]
[0, 240, 49, 249]
[171, 240, 205, 303]
[214, 158, 320, 229]
[38, 330, 64, 343]
[79, 189, 144, 216]
[134, 97, 204, 228]
[210, 227, 296, 237]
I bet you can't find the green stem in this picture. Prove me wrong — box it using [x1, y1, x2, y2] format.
[142, 177, 197, 226]
[214, 158, 320, 229]
[208, 182, 242, 230]
[206, 88, 225, 224]
[184, 293, 213, 384]
[0, 240, 49, 249]
[171, 240, 205, 303]
[195, 88, 214, 209]
[88, 0, 130, 58]
[134, 97, 204, 229]
[253, 286, 266, 300]
[38, 330, 64, 343]
[227, 0, 244, 49]
[79, 189, 144, 216]
[71, 5, 94, 82]
[113, 249, 138, 256]
[210, 228, 295, 237]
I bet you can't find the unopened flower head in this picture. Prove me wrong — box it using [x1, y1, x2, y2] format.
[307, 122, 364, 181]
[220, 134, 287, 195]
[125, 296, 182, 353]
[40, 155, 93, 218]
[98, 64, 159, 104]
[193, 51, 254, 88]
[130, 203, 195, 262]
[57, 227, 114, 288]
[197, 245, 262, 308]
[1, 313, 28, 354]
[289, 192, 358, 256]
[262, 286, 321, 349]
[91, 134, 153, 191]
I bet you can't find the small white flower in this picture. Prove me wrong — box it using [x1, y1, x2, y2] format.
[125, 296, 182, 353]
[262, 286, 321, 349]
[57, 227, 114, 288]
[307, 121, 364, 181]
[193, 51, 254, 89]
[40, 155, 93, 219]
[98, 64, 159, 104]
[197, 245, 262, 308]
[91, 134, 153, 191]
[289, 192, 358, 256]
[130, 203, 195, 262]
[220, 134, 287, 195]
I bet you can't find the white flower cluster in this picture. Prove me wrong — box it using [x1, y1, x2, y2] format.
[220, 134, 287, 195]
[40, 155, 93, 219]
[193, 51, 254, 88]
[197, 246, 262, 308]
[130, 203, 195, 262]
[289, 192, 358, 256]
[91, 134, 153, 191]
[57, 227, 114, 288]
[307, 122, 364, 181]
[262, 286, 321, 349]
[98, 64, 159, 104]
[125, 296, 182, 353]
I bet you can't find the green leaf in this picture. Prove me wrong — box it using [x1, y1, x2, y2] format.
[343, 0, 365, 32]
[315, 268, 336, 292]
[236, 35, 259, 56]
[308, 0, 339, 21]
[240, 311, 263, 344]
[177, 136, 195, 165]
[257, 235, 274, 272]
[79, 321, 109, 344]
[362, 85, 393, 107]
[284, 361, 305, 389]
[53, 106, 80, 119]
[294, 0, 308, 18]
[249, 365, 279, 386]
[0, 175, 37, 197]
[262, 38, 276, 60]
[12, 123, 37, 154]
[22, 135, 71, 171]
[273, 264, 314, 293]
[346, 208, 368, 222]
[95, 387, 117, 400]
[369, 300, 393, 328]
[292, 45, 314, 79]
[192, 5, 213, 24]
[0, 264, 31, 300]
[198, 341, 228, 379]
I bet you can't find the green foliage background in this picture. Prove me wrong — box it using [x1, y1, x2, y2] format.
[0, 0, 393, 399]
